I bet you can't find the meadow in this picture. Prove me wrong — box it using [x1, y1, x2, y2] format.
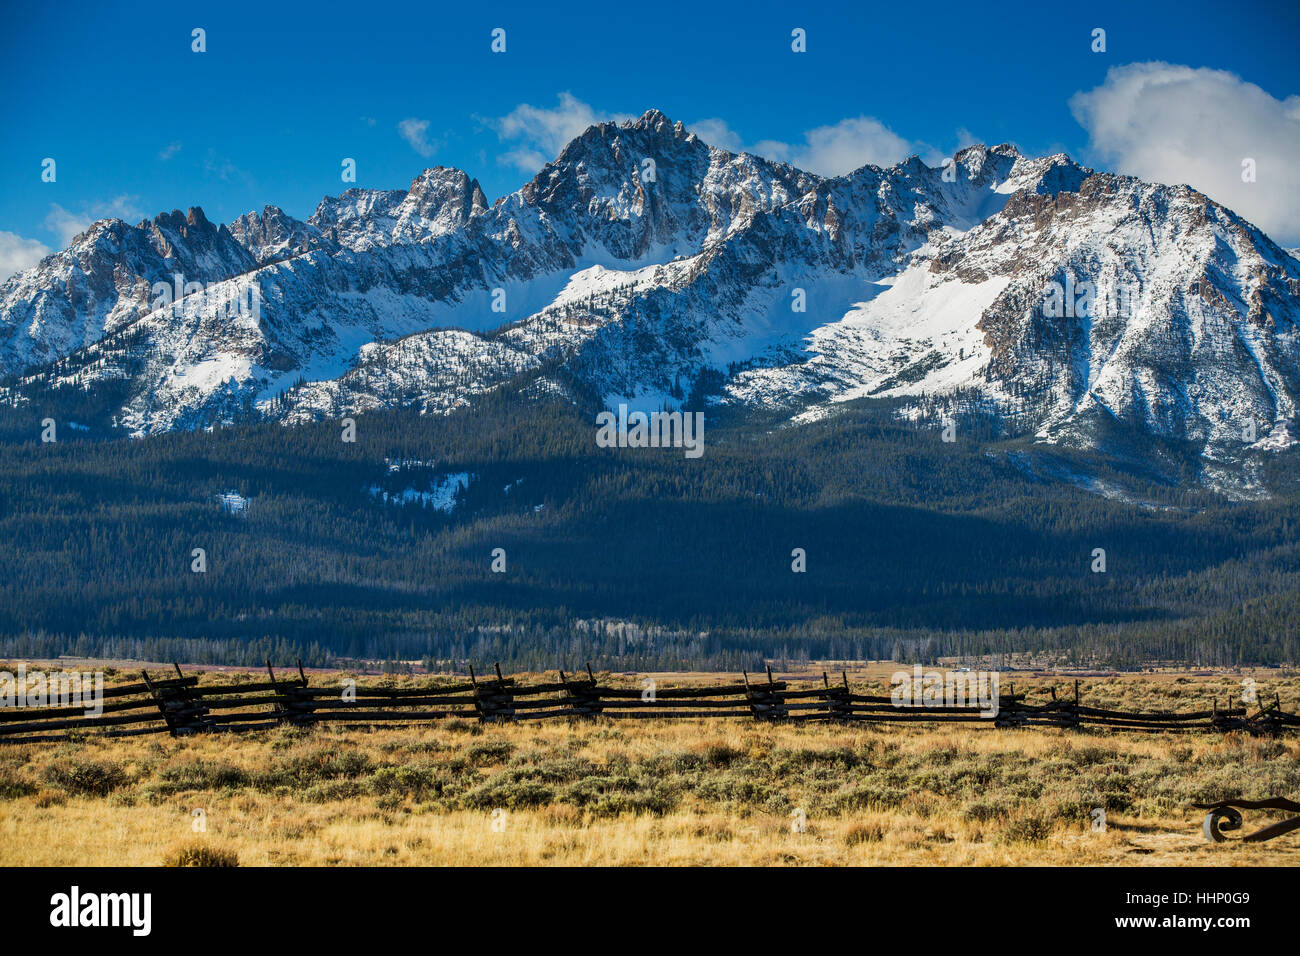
[1, 668, 1298, 866]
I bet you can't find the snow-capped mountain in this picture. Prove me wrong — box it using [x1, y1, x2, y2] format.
[0, 207, 255, 373]
[2, 109, 1298, 489]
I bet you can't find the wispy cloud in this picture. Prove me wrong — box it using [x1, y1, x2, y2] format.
[1071, 62, 1300, 244]
[44, 195, 145, 247]
[158, 141, 182, 161]
[201, 149, 252, 185]
[0, 231, 53, 281]
[486, 93, 633, 171]
[398, 118, 436, 158]
[689, 116, 960, 174]
[756, 117, 924, 175]
[686, 118, 744, 153]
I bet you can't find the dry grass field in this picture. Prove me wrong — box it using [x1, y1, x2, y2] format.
[2, 667, 1299, 866]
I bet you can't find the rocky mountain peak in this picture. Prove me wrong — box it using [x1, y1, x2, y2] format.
[230, 205, 331, 265]
[1, 112, 1297, 496]
[395, 167, 489, 240]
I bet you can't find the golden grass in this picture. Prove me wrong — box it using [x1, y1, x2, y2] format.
[1, 669, 1298, 867]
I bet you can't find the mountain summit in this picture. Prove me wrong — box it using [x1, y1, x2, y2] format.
[2, 111, 1297, 492]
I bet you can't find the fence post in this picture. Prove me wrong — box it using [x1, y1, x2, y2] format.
[266, 661, 289, 726]
[559, 669, 571, 715]
[562, 664, 603, 719]
[142, 671, 176, 736]
[145, 666, 207, 735]
[771, 667, 789, 721]
[743, 668, 786, 722]
[1248, 696, 1283, 737]
[469, 664, 482, 721]
[994, 681, 1025, 729]
[823, 671, 850, 723]
[281, 659, 315, 728]
[1065, 680, 1080, 730]
[472, 662, 514, 722]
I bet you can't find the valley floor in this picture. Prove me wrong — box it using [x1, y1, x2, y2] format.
[3, 675, 1299, 866]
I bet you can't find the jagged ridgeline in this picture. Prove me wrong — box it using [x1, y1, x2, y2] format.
[1, 385, 1299, 669]
[2, 110, 1298, 495]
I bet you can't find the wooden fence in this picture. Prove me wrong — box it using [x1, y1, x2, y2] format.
[2, 663, 1296, 744]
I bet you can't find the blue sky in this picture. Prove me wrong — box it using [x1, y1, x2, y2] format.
[2, 0, 1298, 273]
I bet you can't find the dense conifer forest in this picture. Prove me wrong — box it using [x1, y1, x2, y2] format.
[1, 379, 1297, 670]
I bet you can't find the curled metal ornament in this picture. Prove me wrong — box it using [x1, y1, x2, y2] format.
[1195, 797, 1300, 843]
[1202, 805, 1242, 843]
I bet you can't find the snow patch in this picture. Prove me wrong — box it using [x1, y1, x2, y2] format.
[367, 472, 472, 513]
[216, 492, 248, 514]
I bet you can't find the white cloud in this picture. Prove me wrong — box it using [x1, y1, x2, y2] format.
[688, 116, 945, 175]
[398, 118, 436, 158]
[1071, 62, 1300, 244]
[44, 196, 144, 247]
[202, 150, 251, 185]
[158, 142, 182, 161]
[0, 231, 53, 281]
[686, 118, 744, 153]
[759, 117, 921, 176]
[488, 93, 633, 170]
[953, 127, 981, 152]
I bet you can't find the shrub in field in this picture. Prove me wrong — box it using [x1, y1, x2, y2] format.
[0, 771, 37, 800]
[501, 755, 594, 784]
[582, 784, 678, 818]
[844, 821, 884, 846]
[1042, 794, 1106, 827]
[465, 740, 514, 764]
[367, 764, 446, 801]
[1001, 806, 1057, 844]
[302, 780, 364, 803]
[816, 782, 910, 814]
[700, 743, 744, 768]
[562, 775, 678, 817]
[460, 778, 554, 810]
[162, 841, 239, 867]
[257, 748, 372, 789]
[441, 719, 481, 735]
[694, 771, 783, 808]
[44, 759, 126, 796]
[562, 774, 640, 806]
[771, 746, 866, 774]
[1065, 745, 1116, 768]
[642, 750, 705, 775]
[377, 736, 445, 755]
[962, 799, 1005, 823]
[267, 726, 314, 750]
[151, 761, 250, 795]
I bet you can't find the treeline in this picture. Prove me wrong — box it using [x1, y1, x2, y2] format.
[0, 383, 1298, 667]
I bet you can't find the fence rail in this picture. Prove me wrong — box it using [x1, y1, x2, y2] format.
[1, 663, 1295, 744]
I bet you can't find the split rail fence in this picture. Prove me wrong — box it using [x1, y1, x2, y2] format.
[2, 662, 1296, 744]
